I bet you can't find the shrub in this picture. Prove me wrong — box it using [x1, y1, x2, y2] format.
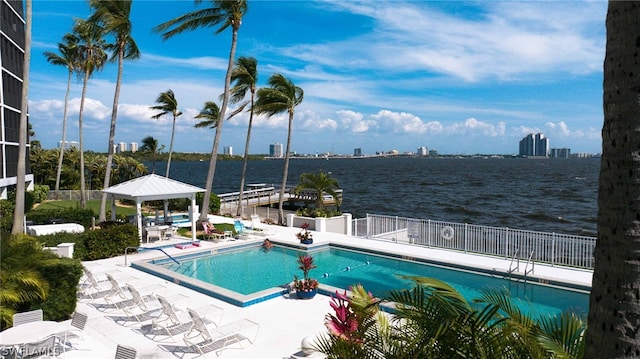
[29, 256, 83, 322]
[83, 224, 139, 260]
[0, 199, 14, 232]
[297, 207, 342, 218]
[38, 232, 86, 260]
[27, 208, 95, 228]
[37, 223, 138, 261]
[31, 185, 50, 204]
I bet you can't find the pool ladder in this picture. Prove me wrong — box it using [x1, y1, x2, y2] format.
[507, 249, 535, 282]
[124, 246, 181, 267]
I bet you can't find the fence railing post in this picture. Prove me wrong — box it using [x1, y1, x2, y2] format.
[464, 223, 468, 253]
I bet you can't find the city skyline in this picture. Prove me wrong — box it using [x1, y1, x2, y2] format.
[28, 1, 605, 156]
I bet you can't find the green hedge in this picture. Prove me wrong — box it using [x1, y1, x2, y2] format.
[27, 208, 95, 228]
[83, 224, 139, 260]
[30, 256, 83, 322]
[38, 224, 139, 261]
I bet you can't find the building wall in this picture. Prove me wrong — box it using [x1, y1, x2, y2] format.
[0, 0, 32, 199]
[269, 143, 283, 157]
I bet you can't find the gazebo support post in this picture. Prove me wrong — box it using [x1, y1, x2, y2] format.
[191, 195, 197, 241]
[136, 201, 143, 242]
[110, 196, 117, 221]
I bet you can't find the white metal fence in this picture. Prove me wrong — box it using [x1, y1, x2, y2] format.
[352, 214, 595, 269]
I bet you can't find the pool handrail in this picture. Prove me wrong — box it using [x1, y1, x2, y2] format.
[124, 246, 181, 267]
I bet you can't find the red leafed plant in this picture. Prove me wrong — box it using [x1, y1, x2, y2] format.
[293, 254, 319, 292]
[325, 290, 360, 341]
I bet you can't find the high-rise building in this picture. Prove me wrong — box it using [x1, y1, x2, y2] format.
[0, 0, 33, 199]
[550, 148, 571, 158]
[417, 146, 428, 156]
[130, 142, 138, 153]
[270, 143, 283, 158]
[353, 148, 362, 156]
[223, 146, 233, 155]
[117, 142, 127, 153]
[519, 133, 549, 157]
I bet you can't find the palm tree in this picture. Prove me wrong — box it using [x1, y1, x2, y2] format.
[12, 0, 31, 234]
[140, 136, 164, 174]
[154, 0, 248, 222]
[253, 74, 304, 225]
[43, 34, 79, 195]
[228, 56, 258, 216]
[150, 89, 182, 178]
[73, 19, 107, 208]
[585, 2, 640, 356]
[295, 170, 340, 210]
[315, 278, 586, 358]
[0, 235, 49, 329]
[89, 0, 140, 222]
[194, 101, 222, 130]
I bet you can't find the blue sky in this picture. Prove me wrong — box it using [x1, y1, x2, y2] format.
[29, 1, 606, 156]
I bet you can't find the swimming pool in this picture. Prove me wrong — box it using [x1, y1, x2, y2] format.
[133, 243, 589, 314]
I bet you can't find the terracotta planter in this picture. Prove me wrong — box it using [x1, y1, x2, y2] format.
[296, 289, 317, 299]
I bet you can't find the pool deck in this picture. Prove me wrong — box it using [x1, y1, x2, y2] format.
[55, 215, 592, 358]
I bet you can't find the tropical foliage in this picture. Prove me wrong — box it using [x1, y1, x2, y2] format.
[43, 34, 79, 193]
[155, 0, 249, 222]
[228, 56, 259, 216]
[585, 3, 640, 355]
[314, 278, 586, 359]
[295, 170, 342, 218]
[88, 0, 140, 222]
[72, 18, 108, 208]
[150, 89, 182, 178]
[253, 73, 304, 224]
[293, 254, 319, 292]
[139, 136, 164, 174]
[30, 147, 146, 190]
[0, 235, 50, 329]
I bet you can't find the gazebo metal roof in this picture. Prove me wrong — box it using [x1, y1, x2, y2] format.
[102, 174, 205, 201]
[102, 174, 205, 241]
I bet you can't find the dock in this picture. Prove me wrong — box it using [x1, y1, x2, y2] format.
[218, 184, 341, 213]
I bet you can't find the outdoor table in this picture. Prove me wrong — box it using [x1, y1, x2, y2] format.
[0, 320, 67, 347]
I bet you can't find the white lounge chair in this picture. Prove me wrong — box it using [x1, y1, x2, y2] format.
[144, 296, 223, 342]
[114, 285, 162, 324]
[249, 214, 276, 236]
[78, 267, 112, 300]
[183, 308, 259, 356]
[233, 219, 254, 239]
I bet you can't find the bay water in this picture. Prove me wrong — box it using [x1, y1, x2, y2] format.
[156, 157, 599, 237]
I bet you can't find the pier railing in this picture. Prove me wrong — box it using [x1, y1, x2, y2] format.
[353, 214, 595, 270]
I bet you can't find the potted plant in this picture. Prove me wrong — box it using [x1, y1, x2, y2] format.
[296, 222, 313, 244]
[293, 254, 319, 299]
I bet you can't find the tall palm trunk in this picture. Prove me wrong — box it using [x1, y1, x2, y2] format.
[99, 49, 124, 222]
[166, 114, 176, 178]
[585, 2, 640, 356]
[78, 69, 90, 209]
[54, 69, 72, 194]
[236, 94, 255, 216]
[278, 110, 294, 225]
[11, 0, 31, 235]
[200, 26, 238, 221]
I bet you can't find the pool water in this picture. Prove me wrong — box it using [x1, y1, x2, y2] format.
[160, 245, 589, 317]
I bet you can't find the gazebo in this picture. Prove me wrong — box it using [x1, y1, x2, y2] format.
[102, 174, 206, 241]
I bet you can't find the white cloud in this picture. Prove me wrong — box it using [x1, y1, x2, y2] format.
[373, 110, 430, 134]
[447, 118, 506, 137]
